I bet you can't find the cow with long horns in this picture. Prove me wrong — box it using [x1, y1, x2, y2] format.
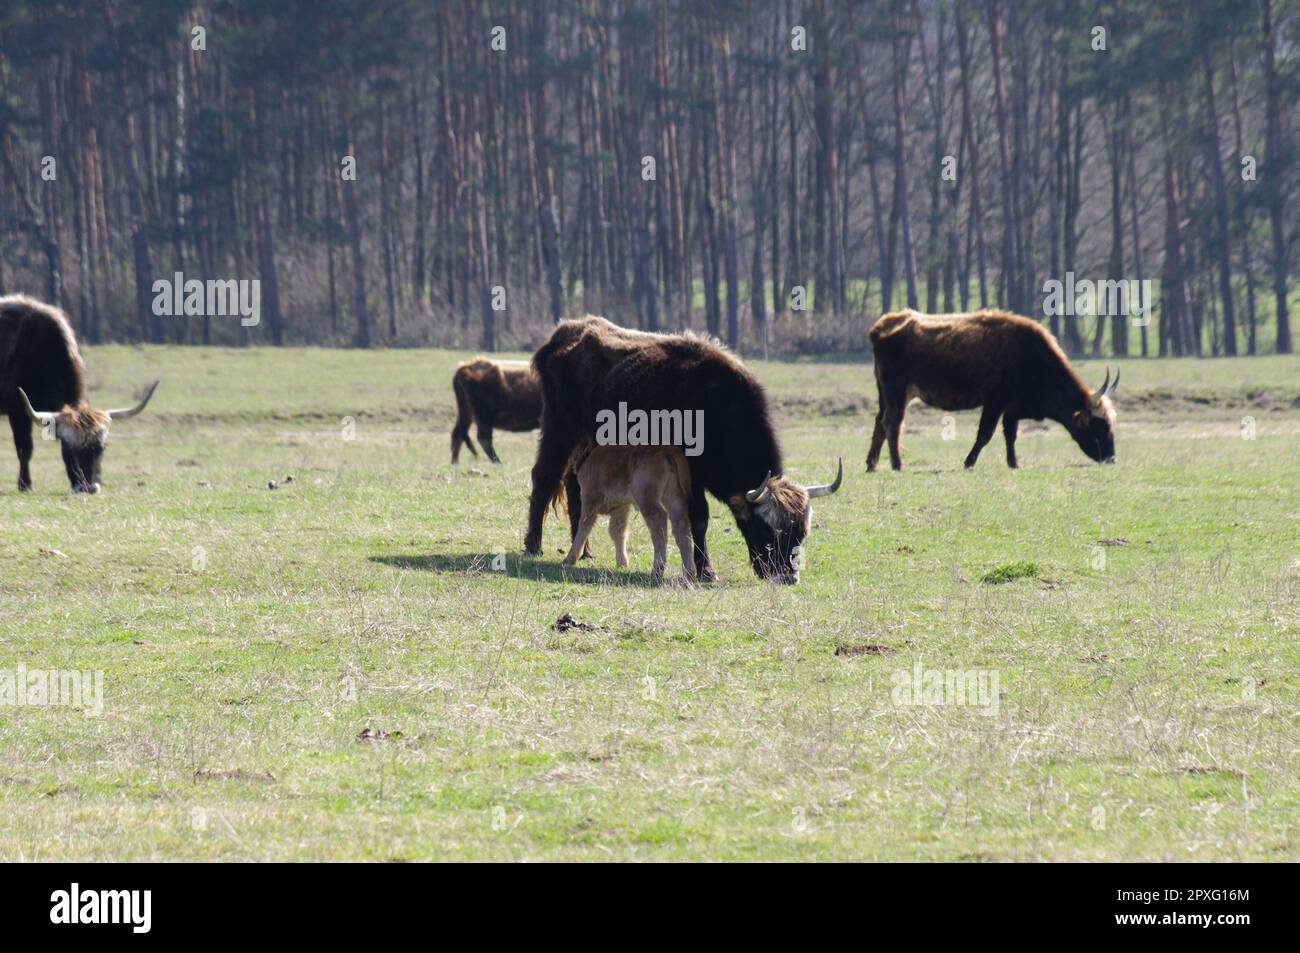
[1, 295, 159, 493]
[523, 316, 842, 583]
[867, 309, 1119, 470]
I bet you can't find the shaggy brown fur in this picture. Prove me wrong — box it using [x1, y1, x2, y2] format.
[1, 295, 104, 490]
[450, 358, 542, 464]
[867, 309, 1118, 470]
[562, 445, 695, 581]
[524, 315, 839, 583]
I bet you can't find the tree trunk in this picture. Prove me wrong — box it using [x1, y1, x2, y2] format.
[1202, 52, 1237, 355]
[1261, 0, 1291, 353]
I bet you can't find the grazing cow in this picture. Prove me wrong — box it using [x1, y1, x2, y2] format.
[450, 358, 541, 464]
[867, 309, 1119, 470]
[562, 444, 695, 581]
[524, 316, 842, 583]
[0, 295, 159, 493]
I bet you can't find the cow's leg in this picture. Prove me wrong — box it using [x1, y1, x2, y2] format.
[524, 421, 578, 556]
[964, 405, 1001, 469]
[9, 411, 33, 491]
[1002, 415, 1020, 469]
[478, 421, 500, 464]
[562, 502, 602, 567]
[884, 401, 909, 471]
[641, 503, 669, 580]
[608, 505, 631, 568]
[866, 412, 887, 472]
[451, 382, 478, 463]
[688, 481, 715, 581]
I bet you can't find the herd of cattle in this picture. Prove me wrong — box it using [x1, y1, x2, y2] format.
[2, 292, 1119, 584]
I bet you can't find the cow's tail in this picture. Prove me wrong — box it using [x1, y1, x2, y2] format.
[450, 371, 478, 463]
[549, 479, 567, 520]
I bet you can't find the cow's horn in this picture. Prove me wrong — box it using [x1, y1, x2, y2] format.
[1090, 367, 1110, 406]
[745, 471, 774, 503]
[807, 458, 843, 498]
[106, 379, 160, 419]
[17, 388, 58, 424]
[1106, 367, 1120, 396]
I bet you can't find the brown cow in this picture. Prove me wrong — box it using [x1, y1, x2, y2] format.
[524, 316, 842, 583]
[1, 294, 159, 493]
[450, 358, 541, 464]
[562, 444, 695, 581]
[867, 309, 1119, 470]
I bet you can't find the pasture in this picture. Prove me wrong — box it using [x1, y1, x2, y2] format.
[0, 345, 1296, 861]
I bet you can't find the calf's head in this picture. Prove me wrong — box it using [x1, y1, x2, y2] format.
[1067, 368, 1119, 464]
[729, 459, 842, 584]
[19, 380, 160, 493]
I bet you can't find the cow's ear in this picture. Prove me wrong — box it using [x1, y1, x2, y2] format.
[727, 494, 750, 520]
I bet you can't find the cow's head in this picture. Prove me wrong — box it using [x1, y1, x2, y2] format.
[19, 380, 160, 493]
[729, 459, 842, 584]
[1068, 367, 1119, 463]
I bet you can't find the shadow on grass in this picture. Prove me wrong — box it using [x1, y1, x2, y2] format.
[369, 552, 671, 587]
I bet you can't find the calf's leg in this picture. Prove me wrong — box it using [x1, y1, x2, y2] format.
[608, 505, 631, 568]
[562, 499, 602, 567]
[667, 495, 696, 582]
[640, 503, 670, 580]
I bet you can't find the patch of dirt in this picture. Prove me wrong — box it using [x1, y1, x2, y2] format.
[834, 643, 897, 657]
[1097, 537, 1129, 547]
[356, 728, 403, 742]
[553, 612, 598, 633]
[1178, 764, 1247, 779]
[193, 769, 276, 782]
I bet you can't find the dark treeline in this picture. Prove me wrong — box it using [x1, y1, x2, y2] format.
[0, 0, 1295, 355]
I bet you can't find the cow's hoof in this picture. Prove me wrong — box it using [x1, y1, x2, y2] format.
[18, 483, 32, 492]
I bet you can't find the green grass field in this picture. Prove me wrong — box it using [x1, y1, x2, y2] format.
[1, 345, 1297, 860]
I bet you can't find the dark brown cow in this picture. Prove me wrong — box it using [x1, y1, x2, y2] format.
[450, 358, 541, 464]
[867, 309, 1119, 470]
[1, 295, 159, 493]
[523, 316, 842, 583]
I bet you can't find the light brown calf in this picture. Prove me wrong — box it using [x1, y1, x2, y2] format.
[562, 445, 695, 581]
